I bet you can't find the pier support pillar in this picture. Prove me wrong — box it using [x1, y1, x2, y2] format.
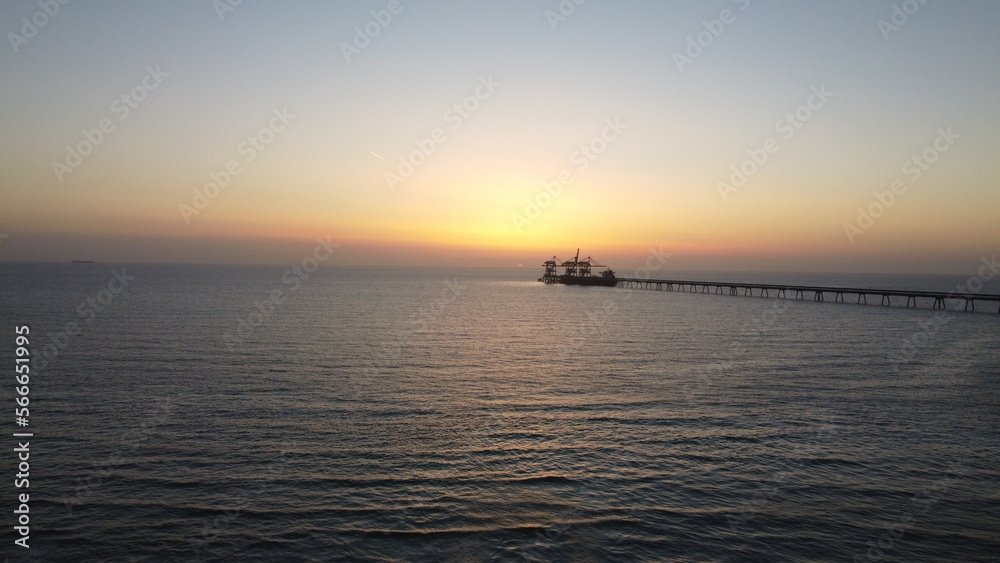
[587, 277, 994, 314]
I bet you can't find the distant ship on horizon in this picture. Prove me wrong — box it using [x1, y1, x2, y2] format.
[538, 249, 617, 287]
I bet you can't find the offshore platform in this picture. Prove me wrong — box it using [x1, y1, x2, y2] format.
[539, 249, 617, 287]
[539, 251, 1000, 313]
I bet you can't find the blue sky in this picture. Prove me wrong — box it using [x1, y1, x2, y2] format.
[1, 0, 998, 272]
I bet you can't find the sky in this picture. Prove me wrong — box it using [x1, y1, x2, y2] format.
[1, 0, 998, 274]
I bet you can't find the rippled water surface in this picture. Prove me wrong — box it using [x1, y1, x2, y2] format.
[1, 263, 998, 562]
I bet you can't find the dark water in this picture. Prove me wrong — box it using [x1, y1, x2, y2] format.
[1, 263, 998, 562]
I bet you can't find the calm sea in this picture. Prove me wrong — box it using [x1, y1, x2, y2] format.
[1, 262, 998, 562]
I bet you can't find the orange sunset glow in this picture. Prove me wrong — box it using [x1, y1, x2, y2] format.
[2, 1, 998, 274]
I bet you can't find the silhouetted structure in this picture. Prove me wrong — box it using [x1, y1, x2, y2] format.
[539, 249, 617, 287]
[613, 277, 1000, 313]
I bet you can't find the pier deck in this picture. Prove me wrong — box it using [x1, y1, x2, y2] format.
[614, 278, 1000, 313]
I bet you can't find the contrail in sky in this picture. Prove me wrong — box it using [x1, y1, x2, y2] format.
[369, 151, 388, 161]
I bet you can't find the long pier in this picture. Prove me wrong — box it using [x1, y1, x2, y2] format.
[614, 278, 1000, 313]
